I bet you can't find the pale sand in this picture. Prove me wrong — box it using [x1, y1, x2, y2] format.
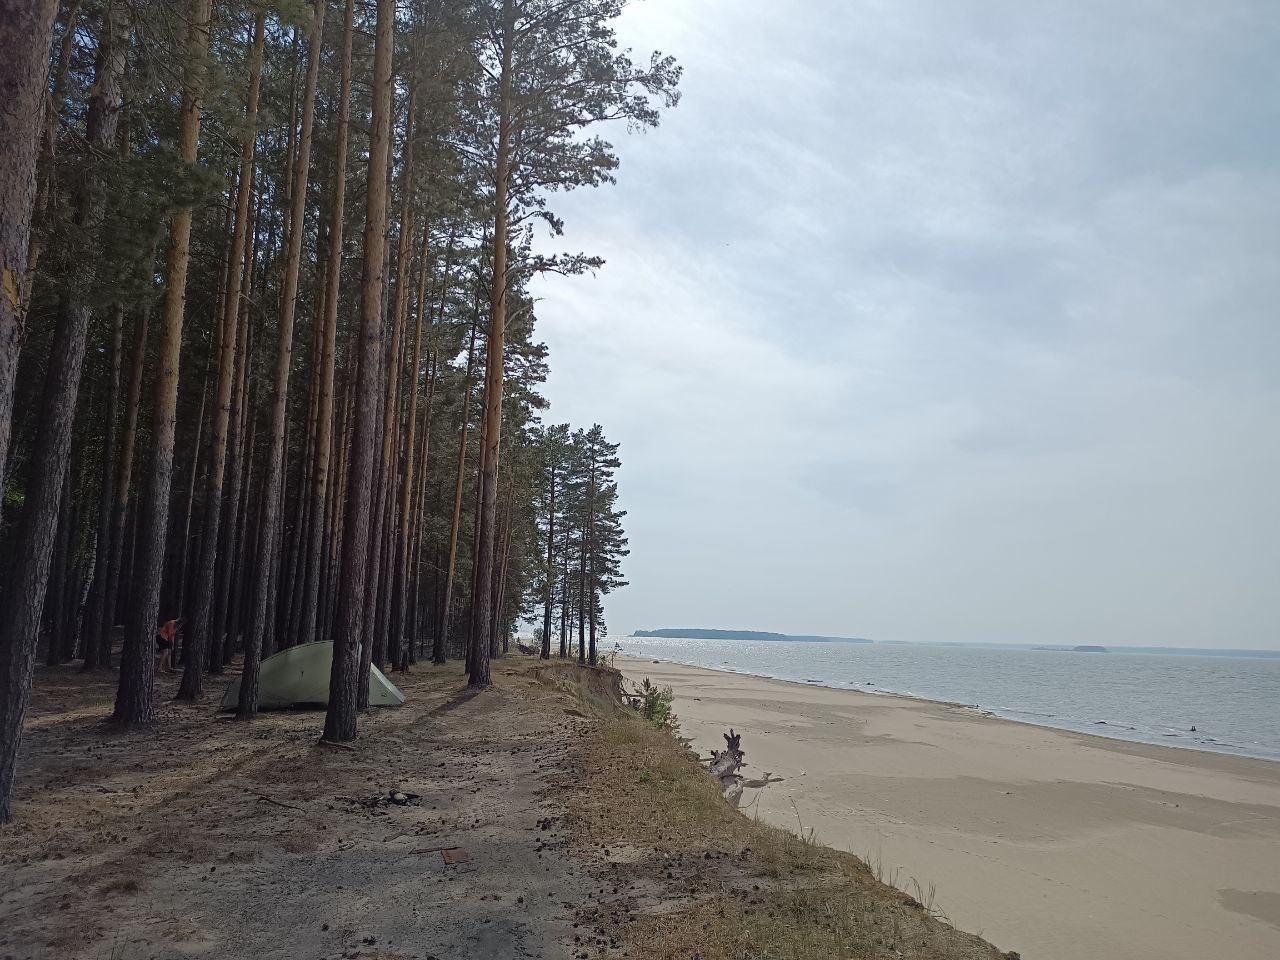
[618, 657, 1280, 960]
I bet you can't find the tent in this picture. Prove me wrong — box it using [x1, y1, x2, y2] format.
[219, 640, 406, 711]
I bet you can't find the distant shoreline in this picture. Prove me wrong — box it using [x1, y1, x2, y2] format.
[632, 628, 872, 643]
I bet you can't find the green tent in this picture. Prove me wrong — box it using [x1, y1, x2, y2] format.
[219, 640, 406, 711]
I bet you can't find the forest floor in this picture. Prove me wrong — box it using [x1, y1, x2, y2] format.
[1, 656, 1012, 960]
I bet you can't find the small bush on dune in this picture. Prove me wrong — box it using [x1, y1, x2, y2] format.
[636, 678, 675, 728]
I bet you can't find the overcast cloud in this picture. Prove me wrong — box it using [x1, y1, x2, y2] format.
[529, 0, 1280, 648]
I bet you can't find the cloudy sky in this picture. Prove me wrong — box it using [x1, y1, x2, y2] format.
[530, 0, 1280, 649]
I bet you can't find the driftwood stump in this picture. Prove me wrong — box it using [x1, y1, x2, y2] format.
[707, 729, 782, 807]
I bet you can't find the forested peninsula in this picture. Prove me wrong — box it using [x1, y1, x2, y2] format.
[634, 628, 873, 643]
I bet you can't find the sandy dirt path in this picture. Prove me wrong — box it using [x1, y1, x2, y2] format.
[619, 657, 1280, 960]
[0, 660, 598, 960]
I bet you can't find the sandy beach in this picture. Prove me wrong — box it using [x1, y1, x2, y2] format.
[618, 657, 1280, 960]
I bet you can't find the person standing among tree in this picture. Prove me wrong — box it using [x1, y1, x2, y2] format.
[155, 618, 180, 675]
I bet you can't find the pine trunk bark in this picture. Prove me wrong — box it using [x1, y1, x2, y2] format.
[324, 0, 395, 742]
[218, 357, 255, 667]
[113, 0, 212, 728]
[92, 297, 150, 669]
[173, 365, 209, 636]
[369, 101, 415, 674]
[587, 458, 597, 666]
[389, 201, 425, 674]
[1, 0, 131, 820]
[19, 0, 81, 339]
[297, 0, 351, 646]
[238, 0, 327, 720]
[210, 290, 252, 670]
[559, 525, 570, 658]
[81, 303, 124, 665]
[435, 314, 478, 664]
[179, 9, 265, 700]
[469, 0, 515, 690]
[46, 462, 75, 665]
[0, 0, 61, 518]
[577, 532, 587, 665]
[541, 469, 555, 659]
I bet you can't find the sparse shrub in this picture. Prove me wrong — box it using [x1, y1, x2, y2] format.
[635, 678, 675, 728]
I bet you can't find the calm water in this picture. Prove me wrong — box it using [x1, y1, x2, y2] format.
[616, 637, 1280, 762]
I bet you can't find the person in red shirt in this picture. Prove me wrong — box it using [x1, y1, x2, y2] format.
[155, 618, 180, 674]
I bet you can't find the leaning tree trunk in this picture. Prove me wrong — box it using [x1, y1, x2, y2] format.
[0, 0, 61, 519]
[469, 0, 515, 690]
[114, 0, 212, 728]
[0, 0, 128, 821]
[239, 0, 326, 720]
[180, 8, 265, 700]
[323, 0, 395, 743]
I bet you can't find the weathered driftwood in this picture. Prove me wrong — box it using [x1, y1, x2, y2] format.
[707, 729, 783, 807]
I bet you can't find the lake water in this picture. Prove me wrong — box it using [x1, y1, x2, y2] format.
[615, 636, 1280, 762]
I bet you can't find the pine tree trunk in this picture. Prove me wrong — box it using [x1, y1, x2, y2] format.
[469, 0, 515, 690]
[436, 314, 478, 664]
[490, 473, 514, 658]
[114, 0, 212, 728]
[323, 339, 356, 642]
[324, 0, 395, 742]
[238, 0, 327, 720]
[217, 360, 255, 666]
[93, 298, 150, 669]
[387, 305, 421, 663]
[366, 115, 414, 676]
[297, 0, 350, 647]
[209, 328, 246, 667]
[180, 8, 265, 699]
[1, 0, 130, 819]
[559, 524, 570, 659]
[19, 0, 81, 339]
[587, 459, 597, 666]
[174, 365, 209, 632]
[494, 499, 512, 657]
[358, 352, 387, 707]
[81, 304, 124, 665]
[46, 464, 75, 665]
[541, 469, 555, 659]
[0, 0, 61, 517]
[577, 533, 587, 666]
